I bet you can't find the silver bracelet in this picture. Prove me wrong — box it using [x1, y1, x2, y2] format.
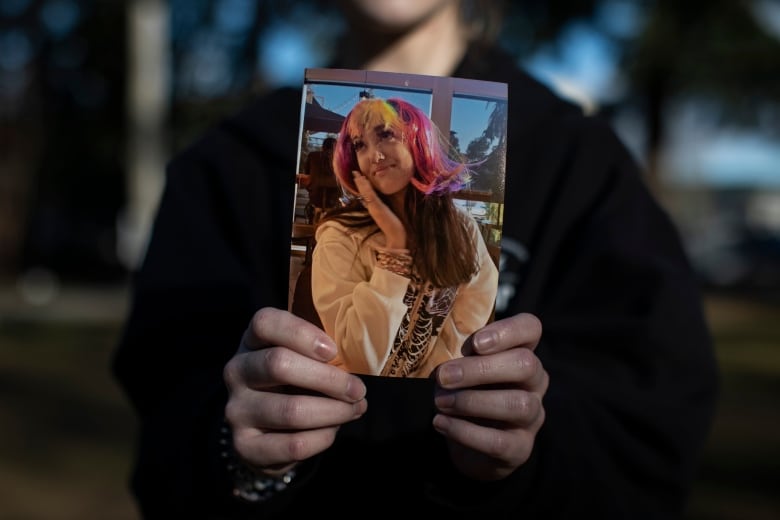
[375, 249, 413, 277]
[219, 421, 297, 503]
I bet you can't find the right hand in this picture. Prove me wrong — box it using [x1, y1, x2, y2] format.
[223, 307, 367, 475]
[353, 170, 407, 249]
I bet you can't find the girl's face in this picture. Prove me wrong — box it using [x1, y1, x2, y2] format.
[352, 124, 414, 198]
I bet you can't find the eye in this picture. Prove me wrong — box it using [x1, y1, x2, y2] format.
[379, 129, 395, 140]
[352, 140, 365, 151]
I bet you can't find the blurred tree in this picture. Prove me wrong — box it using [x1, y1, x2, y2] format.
[6, 0, 778, 285]
[168, 0, 341, 153]
[1, 0, 127, 283]
[627, 0, 780, 183]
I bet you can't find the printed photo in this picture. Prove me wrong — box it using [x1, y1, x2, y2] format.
[289, 68, 508, 378]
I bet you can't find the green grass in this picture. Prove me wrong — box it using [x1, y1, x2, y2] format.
[0, 292, 777, 519]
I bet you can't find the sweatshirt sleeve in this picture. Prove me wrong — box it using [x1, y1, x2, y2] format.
[311, 222, 410, 375]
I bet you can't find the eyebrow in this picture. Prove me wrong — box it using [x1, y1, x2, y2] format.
[351, 124, 389, 142]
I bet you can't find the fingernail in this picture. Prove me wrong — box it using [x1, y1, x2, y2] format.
[438, 364, 463, 386]
[434, 391, 455, 410]
[473, 330, 498, 353]
[314, 338, 335, 361]
[346, 377, 366, 402]
[432, 414, 449, 434]
[352, 399, 367, 418]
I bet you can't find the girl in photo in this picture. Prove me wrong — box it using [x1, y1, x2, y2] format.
[312, 97, 498, 377]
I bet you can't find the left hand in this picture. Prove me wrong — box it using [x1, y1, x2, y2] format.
[432, 313, 548, 481]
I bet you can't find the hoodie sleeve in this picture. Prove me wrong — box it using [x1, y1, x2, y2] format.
[312, 222, 410, 375]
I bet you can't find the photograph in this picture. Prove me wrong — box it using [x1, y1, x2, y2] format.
[4, 1, 778, 516]
[288, 69, 508, 377]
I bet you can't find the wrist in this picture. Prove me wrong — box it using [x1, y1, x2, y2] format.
[219, 420, 297, 503]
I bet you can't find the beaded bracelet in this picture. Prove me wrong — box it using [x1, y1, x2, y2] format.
[219, 420, 297, 503]
[375, 249, 413, 277]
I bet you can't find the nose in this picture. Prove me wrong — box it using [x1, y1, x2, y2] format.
[373, 148, 385, 163]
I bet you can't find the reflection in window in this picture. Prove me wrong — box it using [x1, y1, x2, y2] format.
[450, 95, 508, 248]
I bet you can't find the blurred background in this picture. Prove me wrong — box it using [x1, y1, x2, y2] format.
[1, 0, 778, 518]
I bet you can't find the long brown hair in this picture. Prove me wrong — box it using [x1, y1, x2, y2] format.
[322, 191, 478, 288]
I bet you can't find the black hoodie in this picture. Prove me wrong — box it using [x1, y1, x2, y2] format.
[112, 44, 719, 518]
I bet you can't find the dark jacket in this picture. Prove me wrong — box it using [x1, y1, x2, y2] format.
[112, 44, 719, 518]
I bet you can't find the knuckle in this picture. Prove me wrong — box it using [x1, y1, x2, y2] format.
[285, 435, 310, 462]
[262, 347, 294, 380]
[223, 398, 243, 426]
[278, 396, 309, 427]
[506, 391, 532, 417]
[534, 406, 547, 433]
[222, 357, 242, 390]
[540, 369, 551, 395]
[231, 428, 255, 460]
[475, 357, 492, 377]
[512, 347, 536, 373]
[491, 428, 533, 466]
[251, 308, 276, 336]
[486, 430, 510, 459]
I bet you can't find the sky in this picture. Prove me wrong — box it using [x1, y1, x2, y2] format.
[304, 82, 501, 157]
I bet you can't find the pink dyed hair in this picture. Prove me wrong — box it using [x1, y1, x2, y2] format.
[332, 97, 471, 196]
